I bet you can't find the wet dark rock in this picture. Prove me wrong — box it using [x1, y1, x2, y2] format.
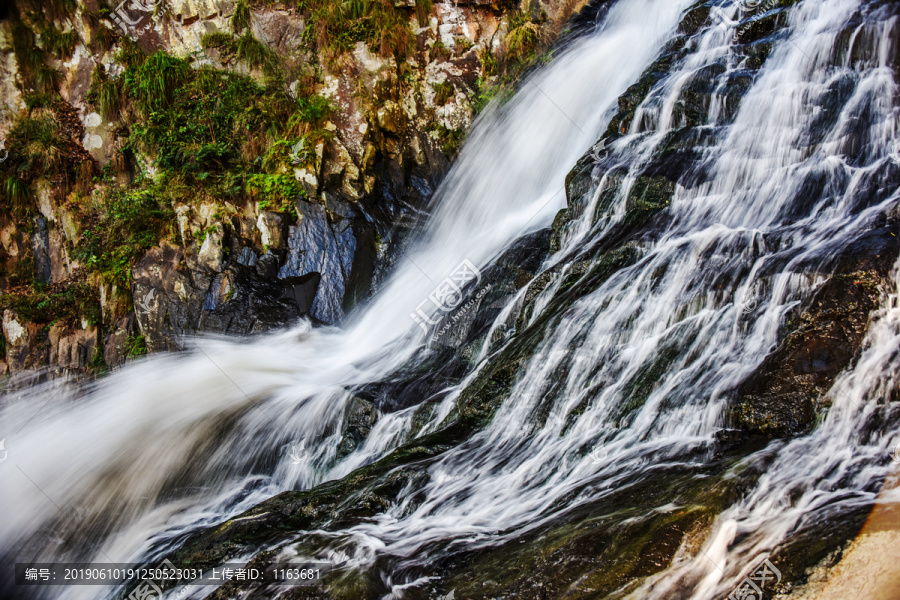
[604, 38, 688, 138]
[549, 208, 569, 253]
[678, 4, 712, 36]
[438, 465, 734, 599]
[430, 228, 552, 350]
[235, 246, 258, 267]
[168, 437, 757, 600]
[337, 396, 380, 458]
[802, 72, 857, 148]
[735, 6, 793, 45]
[643, 126, 717, 188]
[766, 502, 871, 594]
[197, 266, 303, 335]
[278, 201, 357, 325]
[132, 244, 307, 350]
[255, 252, 280, 280]
[281, 273, 322, 315]
[343, 220, 378, 312]
[355, 228, 551, 415]
[169, 443, 447, 578]
[673, 64, 754, 127]
[31, 217, 52, 284]
[354, 346, 472, 414]
[731, 227, 898, 437]
[559, 162, 675, 260]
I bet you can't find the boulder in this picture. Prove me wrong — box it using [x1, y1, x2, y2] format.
[256, 211, 285, 250]
[49, 324, 99, 370]
[337, 396, 380, 458]
[278, 202, 357, 324]
[2, 310, 35, 372]
[197, 225, 225, 272]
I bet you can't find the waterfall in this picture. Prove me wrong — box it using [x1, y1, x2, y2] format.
[2, 0, 899, 598]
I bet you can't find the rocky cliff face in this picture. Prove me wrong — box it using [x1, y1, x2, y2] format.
[0, 0, 587, 377]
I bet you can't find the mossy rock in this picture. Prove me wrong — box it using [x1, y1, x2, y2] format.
[731, 225, 900, 436]
[435, 457, 754, 599]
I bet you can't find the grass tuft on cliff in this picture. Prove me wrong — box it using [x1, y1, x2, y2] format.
[0, 281, 101, 327]
[39, 23, 79, 59]
[74, 183, 176, 286]
[87, 66, 124, 119]
[126, 52, 192, 115]
[0, 115, 78, 215]
[300, 0, 415, 62]
[232, 0, 252, 33]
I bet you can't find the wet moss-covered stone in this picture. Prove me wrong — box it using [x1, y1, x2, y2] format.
[732, 272, 884, 436]
[550, 208, 570, 253]
[735, 6, 794, 45]
[604, 38, 688, 138]
[435, 459, 751, 599]
[731, 224, 900, 436]
[678, 3, 712, 37]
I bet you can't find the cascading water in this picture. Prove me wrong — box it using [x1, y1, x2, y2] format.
[2, 0, 899, 598]
[1, 0, 690, 594]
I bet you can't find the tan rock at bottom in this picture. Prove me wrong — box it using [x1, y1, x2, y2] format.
[786, 471, 900, 600]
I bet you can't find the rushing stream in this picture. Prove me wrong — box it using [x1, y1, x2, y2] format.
[2, 0, 900, 598]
